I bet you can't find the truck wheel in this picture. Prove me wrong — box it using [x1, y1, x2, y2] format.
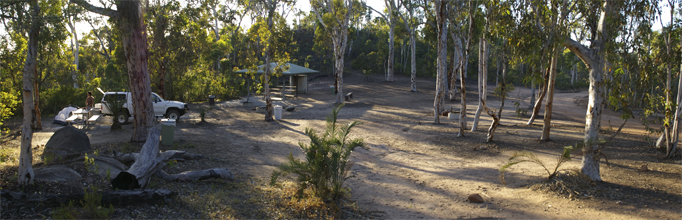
[116, 112, 129, 124]
[166, 109, 180, 121]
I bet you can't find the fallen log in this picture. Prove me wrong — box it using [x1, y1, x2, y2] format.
[1, 189, 176, 207]
[111, 128, 233, 190]
[114, 150, 205, 164]
[111, 128, 164, 190]
[156, 168, 234, 182]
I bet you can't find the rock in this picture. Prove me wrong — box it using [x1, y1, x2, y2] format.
[640, 164, 648, 172]
[71, 155, 126, 179]
[468, 194, 484, 203]
[43, 126, 91, 161]
[33, 165, 82, 182]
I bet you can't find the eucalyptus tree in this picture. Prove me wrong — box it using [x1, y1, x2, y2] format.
[367, 0, 401, 82]
[525, 0, 564, 127]
[311, 0, 356, 104]
[561, 0, 654, 181]
[1, 0, 43, 185]
[470, 6, 488, 132]
[659, 0, 680, 158]
[540, 0, 572, 141]
[72, 0, 156, 142]
[249, 0, 296, 120]
[63, 2, 83, 88]
[456, 0, 476, 137]
[397, 0, 423, 91]
[433, 0, 448, 124]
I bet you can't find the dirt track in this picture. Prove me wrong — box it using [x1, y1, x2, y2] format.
[22, 71, 682, 219]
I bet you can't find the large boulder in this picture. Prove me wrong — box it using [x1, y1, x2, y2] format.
[43, 126, 91, 161]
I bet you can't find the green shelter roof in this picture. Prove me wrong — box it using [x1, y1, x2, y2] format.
[235, 63, 319, 75]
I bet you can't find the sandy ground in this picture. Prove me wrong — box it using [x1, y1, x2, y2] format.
[25, 71, 682, 219]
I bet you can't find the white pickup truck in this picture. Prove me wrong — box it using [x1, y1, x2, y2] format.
[95, 91, 189, 124]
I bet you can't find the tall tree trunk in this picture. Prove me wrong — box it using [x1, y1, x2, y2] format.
[410, 30, 417, 92]
[386, 16, 395, 82]
[433, 0, 447, 124]
[450, 33, 462, 101]
[471, 38, 487, 132]
[211, 6, 221, 71]
[562, 0, 612, 182]
[458, 0, 474, 137]
[118, 1, 155, 142]
[672, 33, 682, 157]
[263, 4, 276, 121]
[541, 46, 560, 140]
[18, 2, 40, 186]
[67, 18, 79, 88]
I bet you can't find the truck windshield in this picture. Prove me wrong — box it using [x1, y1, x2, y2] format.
[153, 93, 164, 102]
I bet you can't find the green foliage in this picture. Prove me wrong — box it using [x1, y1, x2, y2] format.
[84, 153, 99, 175]
[499, 144, 581, 185]
[0, 91, 18, 134]
[270, 104, 364, 200]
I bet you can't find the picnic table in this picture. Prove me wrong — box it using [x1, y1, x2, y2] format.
[65, 108, 101, 128]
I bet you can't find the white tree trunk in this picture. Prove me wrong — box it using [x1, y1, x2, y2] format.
[67, 18, 79, 88]
[471, 38, 487, 132]
[667, 24, 682, 158]
[311, 0, 353, 104]
[458, 2, 474, 137]
[541, 46, 560, 140]
[562, 0, 612, 181]
[18, 2, 40, 185]
[386, 15, 395, 82]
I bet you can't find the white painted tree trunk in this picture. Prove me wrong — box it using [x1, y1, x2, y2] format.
[471, 38, 487, 132]
[541, 46, 560, 140]
[19, 2, 40, 185]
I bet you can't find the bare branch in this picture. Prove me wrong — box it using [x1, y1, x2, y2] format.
[562, 37, 594, 68]
[70, 0, 118, 18]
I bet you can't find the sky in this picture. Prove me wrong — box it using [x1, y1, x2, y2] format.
[74, 0, 388, 36]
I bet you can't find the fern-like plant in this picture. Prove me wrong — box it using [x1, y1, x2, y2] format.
[270, 104, 364, 200]
[499, 144, 580, 185]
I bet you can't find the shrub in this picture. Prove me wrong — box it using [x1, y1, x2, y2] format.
[270, 104, 364, 200]
[499, 144, 580, 185]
